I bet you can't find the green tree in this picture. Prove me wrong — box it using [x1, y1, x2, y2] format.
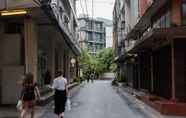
[80, 48, 116, 80]
[80, 48, 96, 80]
[95, 48, 116, 75]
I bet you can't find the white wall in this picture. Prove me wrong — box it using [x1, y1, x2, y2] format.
[0, 0, 36, 10]
[106, 26, 113, 48]
[6, 0, 36, 9]
[2, 34, 21, 65]
[0, 34, 24, 104]
[0, 0, 5, 10]
[125, 0, 132, 33]
[125, 0, 139, 33]
[1, 66, 24, 104]
[130, 0, 139, 28]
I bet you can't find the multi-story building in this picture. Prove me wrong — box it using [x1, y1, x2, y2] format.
[78, 16, 106, 55]
[96, 18, 113, 48]
[113, 0, 186, 115]
[113, 0, 139, 85]
[0, 0, 80, 105]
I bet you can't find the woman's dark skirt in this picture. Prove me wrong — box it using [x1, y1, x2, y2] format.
[54, 89, 67, 115]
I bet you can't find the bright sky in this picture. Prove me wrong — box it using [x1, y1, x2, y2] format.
[76, 0, 115, 20]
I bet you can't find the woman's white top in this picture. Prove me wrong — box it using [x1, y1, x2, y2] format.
[52, 76, 67, 90]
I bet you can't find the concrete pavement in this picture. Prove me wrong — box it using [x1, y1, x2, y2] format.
[2, 80, 185, 118]
[41, 80, 154, 118]
[0, 83, 80, 118]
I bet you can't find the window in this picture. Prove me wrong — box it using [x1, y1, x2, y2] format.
[87, 32, 92, 41]
[96, 23, 102, 31]
[182, 0, 186, 25]
[96, 34, 101, 41]
[88, 22, 92, 29]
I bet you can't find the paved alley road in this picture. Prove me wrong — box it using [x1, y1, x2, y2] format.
[40, 80, 149, 118]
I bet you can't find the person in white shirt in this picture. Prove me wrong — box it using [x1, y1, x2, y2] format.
[51, 71, 68, 118]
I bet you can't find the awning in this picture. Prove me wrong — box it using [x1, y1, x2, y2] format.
[129, 27, 186, 53]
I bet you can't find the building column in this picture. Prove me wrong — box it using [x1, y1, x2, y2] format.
[0, 22, 3, 103]
[171, 40, 176, 100]
[0, 22, 4, 66]
[24, 18, 38, 81]
[48, 37, 55, 79]
[0, 22, 3, 66]
[66, 54, 71, 81]
[150, 54, 154, 93]
[76, 57, 79, 78]
[63, 51, 70, 81]
[138, 54, 141, 90]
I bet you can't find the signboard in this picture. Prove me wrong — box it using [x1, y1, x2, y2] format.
[6, 0, 36, 9]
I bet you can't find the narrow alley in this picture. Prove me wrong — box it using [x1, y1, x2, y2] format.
[40, 80, 153, 118]
[1, 0, 186, 117]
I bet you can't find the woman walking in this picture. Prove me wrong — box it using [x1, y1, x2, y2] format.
[19, 73, 40, 118]
[52, 71, 68, 118]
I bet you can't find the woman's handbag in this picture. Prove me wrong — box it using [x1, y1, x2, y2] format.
[16, 100, 23, 111]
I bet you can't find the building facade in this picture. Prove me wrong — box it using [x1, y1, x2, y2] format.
[113, 0, 140, 85]
[0, 0, 80, 105]
[114, 0, 186, 115]
[78, 16, 106, 55]
[96, 18, 113, 48]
